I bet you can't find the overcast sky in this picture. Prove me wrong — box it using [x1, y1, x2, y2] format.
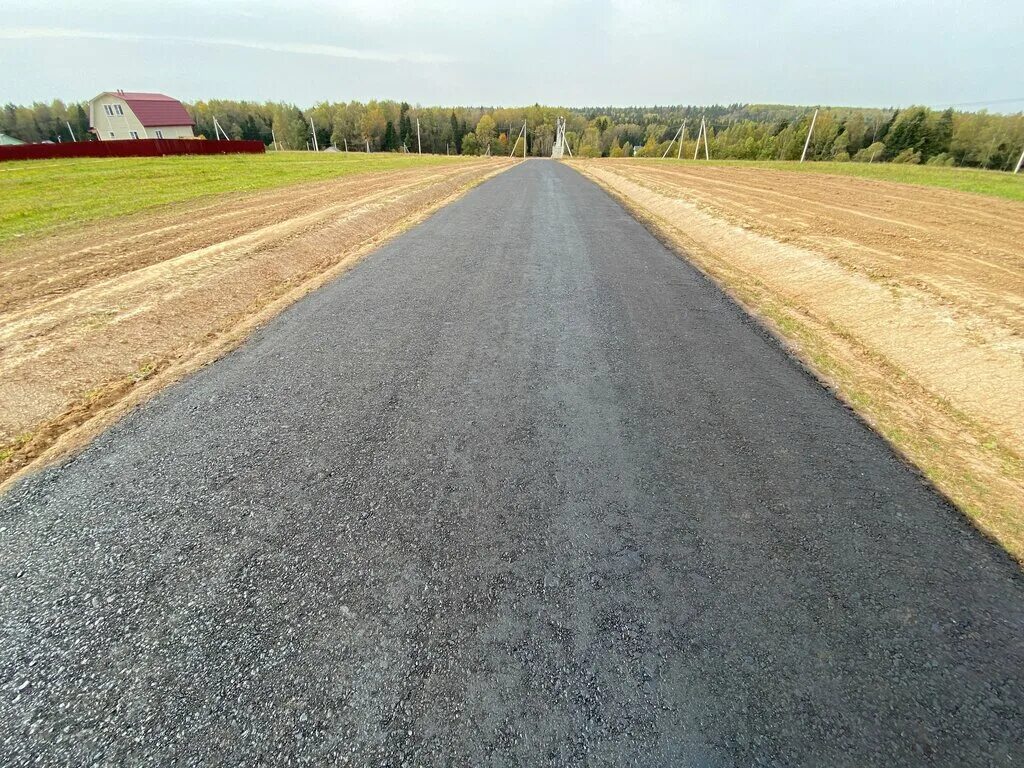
[2, 0, 1022, 111]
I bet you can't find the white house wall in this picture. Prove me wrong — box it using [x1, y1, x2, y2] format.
[148, 125, 195, 139]
[89, 95, 195, 141]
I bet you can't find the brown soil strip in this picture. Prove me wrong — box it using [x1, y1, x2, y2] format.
[574, 159, 1024, 562]
[0, 159, 513, 489]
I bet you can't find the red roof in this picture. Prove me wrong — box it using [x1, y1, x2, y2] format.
[108, 91, 195, 127]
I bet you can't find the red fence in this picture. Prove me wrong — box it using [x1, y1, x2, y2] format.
[0, 138, 265, 162]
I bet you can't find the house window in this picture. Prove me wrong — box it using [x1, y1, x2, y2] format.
[114, 104, 124, 116]
[129, 131, 140, 140]
[104, 105, 114, 116]
[108, 132, 115, 139]
[155, 130, 164, 139]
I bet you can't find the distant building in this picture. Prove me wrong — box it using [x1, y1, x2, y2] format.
[89, 91, 195, 141]
[0, 132, 25, 146]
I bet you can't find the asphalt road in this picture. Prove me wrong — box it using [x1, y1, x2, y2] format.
[2, 160, 1022, 766]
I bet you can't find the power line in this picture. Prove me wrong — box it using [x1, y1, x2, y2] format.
[928, 97, 1024, 109]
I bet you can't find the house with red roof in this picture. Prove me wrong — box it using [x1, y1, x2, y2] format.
[88, 90, 195, 141]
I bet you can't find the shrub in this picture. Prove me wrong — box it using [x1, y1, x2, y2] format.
[853, 141, 886, 162]
[893, 148, 923, 164]
[925, 152, 956, 167]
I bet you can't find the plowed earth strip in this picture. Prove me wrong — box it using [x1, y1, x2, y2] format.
[0, 159, 512, 487]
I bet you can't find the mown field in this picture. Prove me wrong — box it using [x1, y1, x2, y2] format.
[0, 152, 474, 244]
[635, 158, 1024, 201]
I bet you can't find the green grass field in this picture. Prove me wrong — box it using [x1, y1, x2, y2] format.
[636, 158, 1024, 202]
[4, 152, 1019, 247]
[0, 152, 474, 245]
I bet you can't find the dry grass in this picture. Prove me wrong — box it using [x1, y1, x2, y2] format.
[574, 158, 1024, 562]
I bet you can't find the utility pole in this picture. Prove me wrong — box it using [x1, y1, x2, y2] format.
[800, 108, 818, 163]
[512, 122, 528, 158]
[661, 124, 679, 158]
[677, 119, 686, 160]
[215, 117, 231, 141]
[416, 118, 422, 154]
[694, 116, 707, 160]
[662, 121, 686, 159]
[344, 138, 348, 153]
[271, 128, 279, 151]
[309, 117, 319, 152]
[66, 121, 77, 142]
[509, 123, 523, 157]
[1015, 145, 1024, 174]
[366, 139, 370, 153]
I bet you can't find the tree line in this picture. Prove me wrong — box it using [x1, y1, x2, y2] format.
[3, 99, 1022, 170]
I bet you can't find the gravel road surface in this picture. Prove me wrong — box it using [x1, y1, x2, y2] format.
[2, 160, 1022, 766]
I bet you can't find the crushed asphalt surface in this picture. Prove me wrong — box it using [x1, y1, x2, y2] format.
[1, 160, 1022, 766]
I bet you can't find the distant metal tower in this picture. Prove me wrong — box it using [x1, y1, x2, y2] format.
[551, 117, 572, 158]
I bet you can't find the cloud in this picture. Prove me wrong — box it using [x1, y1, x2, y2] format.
[0, 26, 455, 64]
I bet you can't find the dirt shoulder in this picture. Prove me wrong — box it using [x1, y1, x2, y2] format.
[573, 159, 1024, 562]
[0, 159, 513, 488]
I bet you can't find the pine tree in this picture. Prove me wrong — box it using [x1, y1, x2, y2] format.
[71, 104, 89, 141]
[885, 108, 927, 160]
[241, 115, 260, 141]
[926, 108, 954, 159]
[399, 102, 412, 146]
[876, 109, 899, 144]
[449, 111, 461, 152]
[383, 120, 397, 151]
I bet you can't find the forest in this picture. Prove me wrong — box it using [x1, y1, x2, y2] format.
[3, 99, 1023, 170]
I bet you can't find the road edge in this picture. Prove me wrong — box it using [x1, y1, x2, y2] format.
[0, 161, 517, 494]
[566, 159, 1024, 569]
